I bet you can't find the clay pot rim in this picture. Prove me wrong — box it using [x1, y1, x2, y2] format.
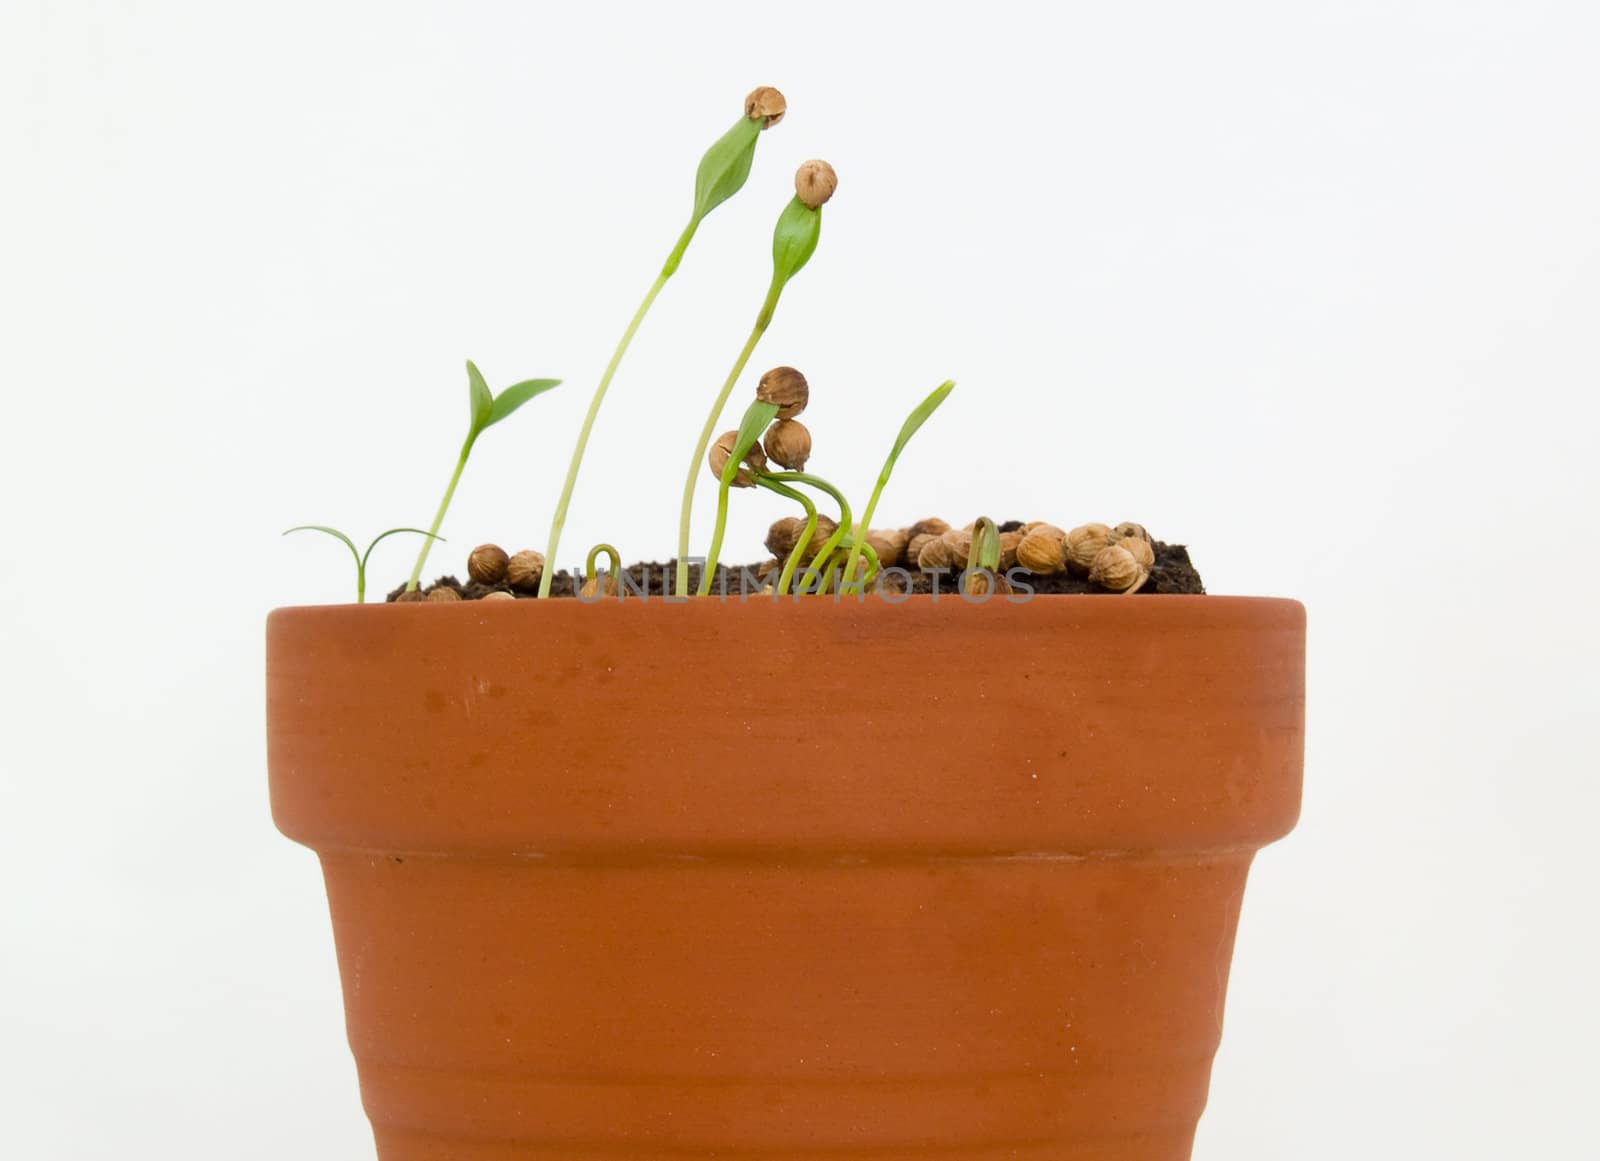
[270, 593, 1299, 618]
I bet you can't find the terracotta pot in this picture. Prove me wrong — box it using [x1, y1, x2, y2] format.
[268, 595, 1303, 1160]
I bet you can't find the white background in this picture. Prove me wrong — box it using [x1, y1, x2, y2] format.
[3, 1, 1597, 1157]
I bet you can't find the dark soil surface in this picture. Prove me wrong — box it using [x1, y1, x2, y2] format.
[385, 541, 1204, 601]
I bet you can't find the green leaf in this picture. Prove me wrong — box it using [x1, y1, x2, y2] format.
[692, 116, 761, 223]
[885, 379, 956, 470]
[360, 527, 443, 575]
[770, 196, 821, 287]
[283, 524, 359, 561]
[486, 377, 561, 429]
[466, 360, 494, 432]
[724, 400, 780, 484]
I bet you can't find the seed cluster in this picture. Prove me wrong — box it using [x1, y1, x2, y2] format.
[759, 515, 1158, 594]
[708, 366, 812, 486]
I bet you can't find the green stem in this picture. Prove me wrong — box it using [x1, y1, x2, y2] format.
[675, 278, 783, 596]
[540, 222, 697, 598]
[696, 471, 738, 597]
[765, 471, 850, 594]
[407, 434, 475, 591]
[755, 476, 817, 595]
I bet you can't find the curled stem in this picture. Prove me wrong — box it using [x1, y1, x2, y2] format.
[585, 542, 623, 586]
[765, 471, 850, 594]
[754, 476, 818, 595]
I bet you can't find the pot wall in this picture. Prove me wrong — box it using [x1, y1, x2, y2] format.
[268, 596, 1304, 1160]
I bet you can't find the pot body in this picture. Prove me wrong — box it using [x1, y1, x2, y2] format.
[268, 596, 1304, 1160]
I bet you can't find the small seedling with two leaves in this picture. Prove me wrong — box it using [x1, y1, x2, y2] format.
[281, 526, 441, 604]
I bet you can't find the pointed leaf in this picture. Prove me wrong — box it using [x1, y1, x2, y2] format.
[466, 360, 494, 432]
[485, 377, 562, 429]
[724, 400, 780, 485]
[886, 379, 956, 468]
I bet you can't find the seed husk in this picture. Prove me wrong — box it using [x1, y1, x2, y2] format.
[1016, 523, 1068, 574]
[1119, 536, 1155, 568]
[1088, 544, 1149, 593]
[743, 86, 786, 128]
[580, 573, 622, 599]
[766, 516, 804, 559]
[708, 430, 767, 487]
[906, 517, 951, 541]
[426, 586, 462, 602]
[866, 528, 909, 568]
[997, 530, 1022, 572]
[1110, 521, 1152, 545]
[481, 590, 516, 601]
[755, 366, 809, 419]
[467, 544, 510, 585]
[917, 535, 956, 570]
[506, 550, 546, 592]
[1065, 523, 1114, 576]
[762, 419, 812, 470]
[794, 159, 838, 209]
[394, 589, 428, 603]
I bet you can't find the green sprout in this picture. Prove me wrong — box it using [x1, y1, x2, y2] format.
[675, 161, 838, 597]
[538, 91, 786, 599]
[698, 399, 779, 596]
[762, 470, 852, 594]
[838, 380, 956, 593]
[963, 515, 1004, 597]
[580, 542, 623, 600]
[404, 361, 560, 593]
[282, 526, 441, 603]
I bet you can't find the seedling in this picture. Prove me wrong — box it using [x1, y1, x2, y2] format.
[538, 89, 787, 598]
[282, 526, 441, 603]
[963, 516, 1004, 597]
[838, 380, 956, 592]
[580, 543, 623, 600]
[404, 361, 560, 593]
[674, 162, 838, 596]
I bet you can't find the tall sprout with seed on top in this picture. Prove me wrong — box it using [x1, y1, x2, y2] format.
[538, 88, 789, 598]
[674, 160, 838, 597]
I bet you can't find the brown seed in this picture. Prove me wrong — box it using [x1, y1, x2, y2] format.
[580, 573, 621, 600]
[708, 430, 766, 487]
[743, 85, 786, 128]
[762, 419, 811, 470]
[1016, 523, 1068, 575]
[755, 558, 781, 583]
[917, 535, 955, 570]
[1088, 544, 1148, 594]
[1119, 536, 1155, 568]
[481, 590, 515, 602]
[765, 516, 803, 559]
[467, 543, 510, 585]
[964, 569, 1014, 598]
[866, 528, 908, 568]
[1110, 522, 1152, 546]
[1065, 523, 1114, 576]
[426, 586, 461, 602]
[756, 366, 809, 419]
[906, 517, 951, 542]
[794, 159, 838, 209]
[942, 527, 974, 569]
[998, 530, 1023, 572]
[505, 549, 545, 592]
[806, 515, 839, 559]
[394, 589, 427, 603]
